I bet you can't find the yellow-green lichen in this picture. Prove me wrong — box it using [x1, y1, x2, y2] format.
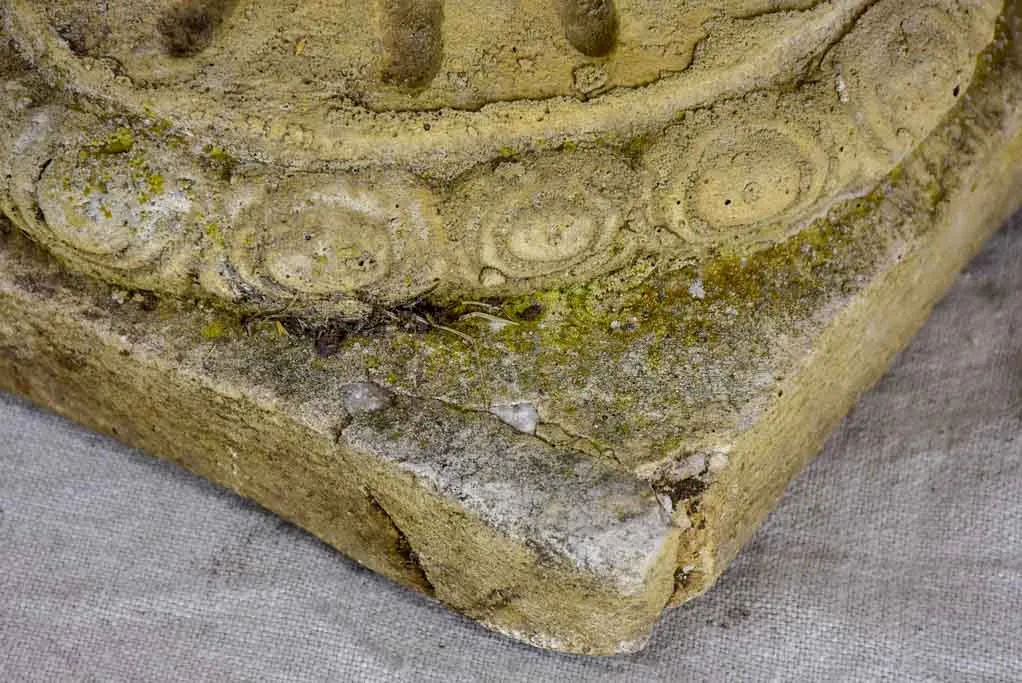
[145, 173, 165, 196]
[336, 200, 892, 457]
[203, 145, 238, 181]
[204, 222, 226, 248]
[100, 127, 135, 155]
[201, 318, 234, 341]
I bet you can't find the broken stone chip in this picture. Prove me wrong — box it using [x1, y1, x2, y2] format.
[1, 0, 1021, 654]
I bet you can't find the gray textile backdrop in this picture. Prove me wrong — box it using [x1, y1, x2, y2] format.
[1, 213, 1020, 682]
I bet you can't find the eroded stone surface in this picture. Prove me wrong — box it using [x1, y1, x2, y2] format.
[1, 0, 1021, 655]
[2, 0, 1002, 314]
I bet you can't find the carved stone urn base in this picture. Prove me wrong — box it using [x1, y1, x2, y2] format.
[2, 0, 1021, 655]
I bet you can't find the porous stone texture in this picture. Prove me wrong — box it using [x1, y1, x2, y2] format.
[1, 0, 1021, 655]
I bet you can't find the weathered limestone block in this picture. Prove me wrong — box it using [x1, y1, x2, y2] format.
[1, 0, 1021, 654]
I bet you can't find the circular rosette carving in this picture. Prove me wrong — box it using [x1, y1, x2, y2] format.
[453, 152, 639, 292]
[25, 130, 204, 288]
[833, 1, 989, 159]
[652, 121, 829, 244]
[229, 174, 443, 308]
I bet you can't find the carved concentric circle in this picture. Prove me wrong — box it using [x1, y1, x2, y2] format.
[498, 202, 601, 273]
[229, 174, 443, 306]
[834, 1, 980, 159]
[653, 121, 829, 243]
[482, 194, 616, 280]
[259, 203, 393, 296]
[28, 134, 202, 276]
[0, 0, 1006, 317]
[453, 152, 639, 290]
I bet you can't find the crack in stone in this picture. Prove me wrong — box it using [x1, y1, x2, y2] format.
[399, 387, 629, 468]
[340, 377, 650, 482]
[364, 487, 437, 597]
